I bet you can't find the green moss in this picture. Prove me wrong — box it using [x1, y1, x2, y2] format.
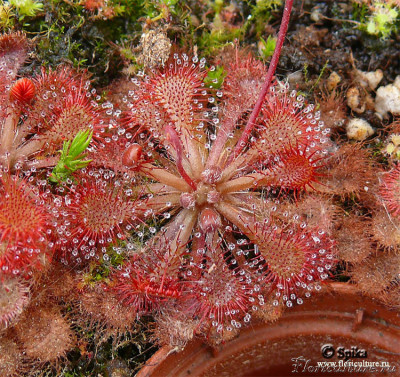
[193, 0, 285, 59]
[0, 3, 14, 29]
[10, 0, 43, 17]
[0, 0, 43, 29]
[243, 0, 282, 37]
[204, 65, 226, 89]
[351, 1, 369, 22]
[198, 27, 243, 56]
[352, 1, 399, 40]
[365, 2, 398, 39]
[259, 35, 276, 59]
[1, 0, 161, 84]
[81, 247, 126, 287]
[1, 0, 286, 82]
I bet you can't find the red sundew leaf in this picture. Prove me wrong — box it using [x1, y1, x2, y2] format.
[222, 51, 266, 109]
[263, 147, 328, 194]
[0, 32, 29, 91]
[246, 221, 336, 305]
[123, 53, 212, 150]
[0, 276, 30, 329]
[55, 173, 141, 265]
[379, 165, 400, 218]
[0, 176, 52, 276]
[256, 86, 329, 157]
[112, 246, 185, 315]
[13, 304, 76, 363]
[38, 93, 103, 152]
[182, 253, 260, 335]
[145, 55, 208, 127]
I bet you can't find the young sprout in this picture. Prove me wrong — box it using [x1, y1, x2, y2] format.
[49, 129, 93, 184]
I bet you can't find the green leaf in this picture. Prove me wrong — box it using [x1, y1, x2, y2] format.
[49, 129, 93, 184]
[259, 35, 276, 59]
[204, 65, 226, 89]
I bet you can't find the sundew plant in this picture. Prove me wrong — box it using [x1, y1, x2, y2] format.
[1, 0, 400, 374]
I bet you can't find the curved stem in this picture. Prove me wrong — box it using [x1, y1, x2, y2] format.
[228, 0, 294, 164]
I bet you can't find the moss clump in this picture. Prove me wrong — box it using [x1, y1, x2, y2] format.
[23, 0, 147, 85]
[352, 1, 399, 40]
[0, 0, 189, 85]
[0, 0, 43, 29]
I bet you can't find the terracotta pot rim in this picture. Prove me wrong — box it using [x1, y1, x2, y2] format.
[136, 282, 400, 377]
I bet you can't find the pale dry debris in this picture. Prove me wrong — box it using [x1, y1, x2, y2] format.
[326, 71, 341, 91]
[347, 87, 364, 113]
[354, 68, 383, 91]
[136, 29, 172, 69]
[346, 118, 375, 141]
[310, 6, 324, 22]
[385, 134, 400, 159]
[375, 76, 400, 118]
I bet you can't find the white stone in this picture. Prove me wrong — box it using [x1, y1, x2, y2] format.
[346, 118, 375, 141]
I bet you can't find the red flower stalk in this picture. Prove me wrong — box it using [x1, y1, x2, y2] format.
[231, 0, 294, 160]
